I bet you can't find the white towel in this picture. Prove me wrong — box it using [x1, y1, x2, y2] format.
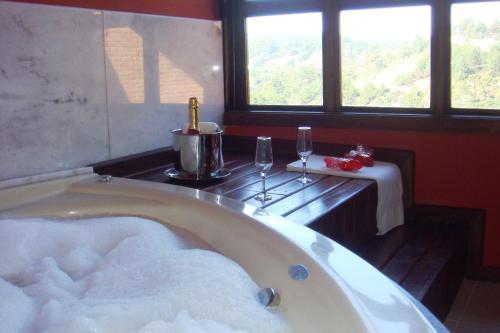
[287, 154, 404, 235]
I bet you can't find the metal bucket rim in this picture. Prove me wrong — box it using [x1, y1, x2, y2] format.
[172, 128, 224, 136]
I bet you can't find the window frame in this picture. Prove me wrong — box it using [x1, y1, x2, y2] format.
[245, 11, 325, 108]
[221, 0, 500, 133]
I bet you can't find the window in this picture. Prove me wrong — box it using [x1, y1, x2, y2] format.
[246, 12, 323, 106]
[451, 1, 500, 109]
[222, 0, 500, 132]
[341, 6, 431, 108]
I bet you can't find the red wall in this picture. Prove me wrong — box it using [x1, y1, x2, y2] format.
[8, 0, 219, 20]
[226, 125, 500, 267]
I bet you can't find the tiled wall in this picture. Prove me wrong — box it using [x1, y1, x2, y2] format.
[0, 1, 224, 180]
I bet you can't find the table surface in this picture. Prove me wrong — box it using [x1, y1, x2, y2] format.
[129, 153, 377, 227]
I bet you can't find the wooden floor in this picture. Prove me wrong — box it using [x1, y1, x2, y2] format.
[445, 279, 500, 332]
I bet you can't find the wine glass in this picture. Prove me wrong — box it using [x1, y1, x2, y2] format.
[296, 126, 313, 183]
[254, 136, 273, 202]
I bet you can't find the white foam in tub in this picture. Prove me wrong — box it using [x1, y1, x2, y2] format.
[0, 217, 290, 333]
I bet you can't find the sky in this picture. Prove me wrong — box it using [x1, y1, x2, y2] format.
[246, 1, 499, 41]
[451, 1, 500, 24]
[246, 12, 322, 38]
[340, 6, 430, 41]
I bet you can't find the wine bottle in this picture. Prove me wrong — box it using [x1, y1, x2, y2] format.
[187, 97, 200, 134]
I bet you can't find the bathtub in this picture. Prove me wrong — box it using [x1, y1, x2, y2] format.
[0, 170, 447, 333]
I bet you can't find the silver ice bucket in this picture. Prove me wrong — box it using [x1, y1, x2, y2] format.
[172, 129, 224, 179]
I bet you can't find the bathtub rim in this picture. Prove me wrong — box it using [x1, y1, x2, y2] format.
[0, 173, 442, 333]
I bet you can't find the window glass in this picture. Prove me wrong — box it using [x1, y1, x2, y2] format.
[451, 1, 500, 109]
[341, 6, 431, 108]
[246, 13, 323, 106]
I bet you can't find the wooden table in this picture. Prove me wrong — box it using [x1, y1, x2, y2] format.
[127, 153, 379, 252]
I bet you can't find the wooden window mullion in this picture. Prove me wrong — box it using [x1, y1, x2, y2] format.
[323, 0, 341, 112]
[430, 0, 451, 114]
[235, 6, 249, 110]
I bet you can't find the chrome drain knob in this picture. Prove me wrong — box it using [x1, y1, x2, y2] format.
[258, 288, 281, 308]
[100, 175, 113, 183]
[288, 264, 309, 281]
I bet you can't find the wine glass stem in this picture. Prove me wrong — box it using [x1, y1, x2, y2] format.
[261, 171, 266, 196]
[302, 160, 307, 179]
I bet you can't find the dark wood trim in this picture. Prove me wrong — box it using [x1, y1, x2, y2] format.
[247, 105, 323, 111]
[478, 266, 500, 282]
[235, 2, 248, 109]
[223, 110, 500, 134]
[241, 0, 322, 16]
[91, 147, 175, 178]
[323, 0, 339, 112]
[451, 0, 499, 3]
[329, 106, 499, 116]
[342, 106, 430, 114]
[220, 0, 235, 112]
[237, 0, 498, 15]
[431, 0, 451, 114]
[450, 108, 500, 116]
[407, 204, 486, 279]
[338, 0, 431, 10]
[223, 0, 248, 110]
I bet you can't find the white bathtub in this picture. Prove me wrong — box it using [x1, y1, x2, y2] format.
[0, 171, 445, 332]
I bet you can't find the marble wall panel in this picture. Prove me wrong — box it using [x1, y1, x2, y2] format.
[0, 2, 109, 180]
[103, 11, 224, 158]
[0, 1, 224, 180]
